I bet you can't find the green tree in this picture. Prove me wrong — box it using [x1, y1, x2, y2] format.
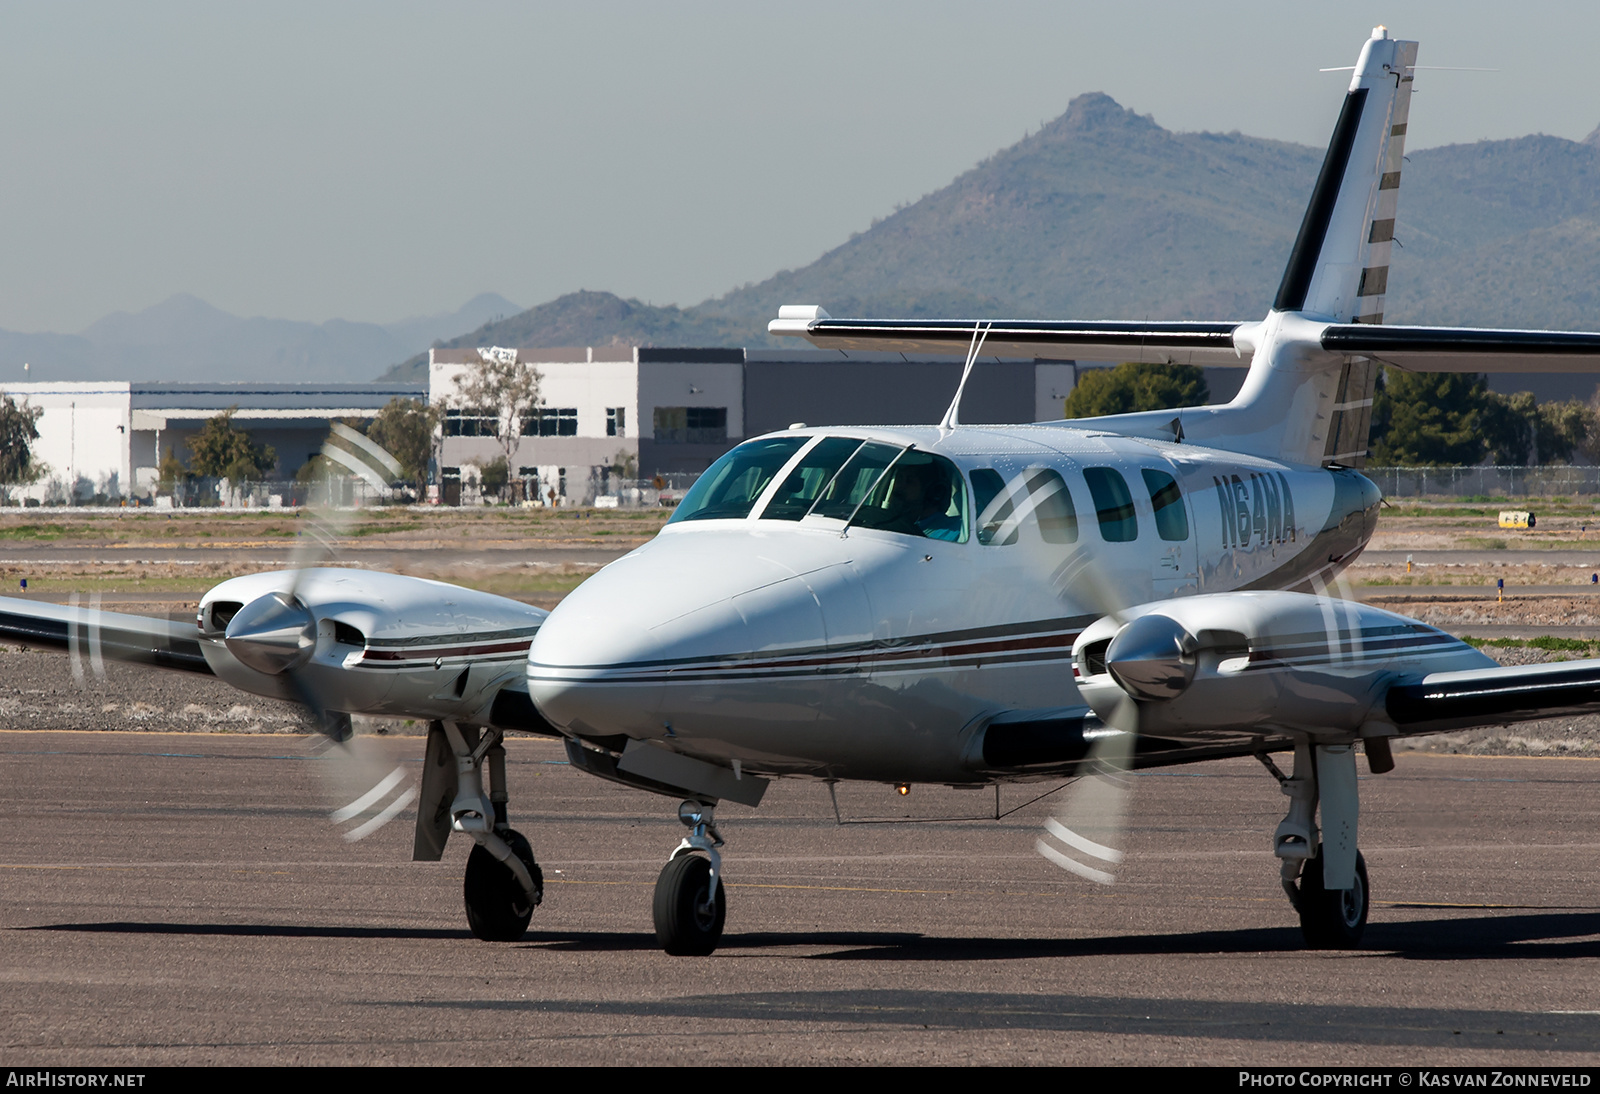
[157, 448, 190, 493]
[450, 351, 542, 471]
[0, 395, 43, 487]
[1532, 398, 1594, 465]
[1368, 370, 1488, 466]
[187, 408, 277, 481]
[609, 448, 638, 479]
[364, 397, 441, 486]
[1063, 362, 1209, 418]
[474, 456, 509, 498]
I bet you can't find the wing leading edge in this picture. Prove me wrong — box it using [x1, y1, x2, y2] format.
[0, 596, 212, 674]
[1386, 658, 1600, 734]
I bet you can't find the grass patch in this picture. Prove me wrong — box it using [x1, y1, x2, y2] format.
[349, 521, 424, 537]
[455, 572, 593, 598]
[0, 524, 63, 540]
[1461, 634, 1600, 652]
[1358, 575, 1478, 587]
[1460, 537, 1509, 550]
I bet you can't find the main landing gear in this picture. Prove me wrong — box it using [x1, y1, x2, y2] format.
[653, 800, 726, 956]
[418, 721, 545, 942]
[1261, 740, 1380, 948]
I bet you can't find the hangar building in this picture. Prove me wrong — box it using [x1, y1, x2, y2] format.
[0, 380, 425, 502]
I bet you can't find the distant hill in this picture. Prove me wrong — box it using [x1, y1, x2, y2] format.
[378, 290, 757, 381]
[412, 94, 1600, 380]
[0, 292, 518, 384]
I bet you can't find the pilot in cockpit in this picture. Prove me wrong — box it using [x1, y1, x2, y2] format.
[880, 458, 963, 542]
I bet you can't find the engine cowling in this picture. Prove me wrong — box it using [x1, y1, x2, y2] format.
[198, 568, 549, 725]
[1072, 591, 1496, 741]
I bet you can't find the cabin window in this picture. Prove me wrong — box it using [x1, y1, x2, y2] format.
[973, 467, 1077, 545]
[808, 446, 967, 542]
[1083, 467, 1138, 542]
[666, 436, 806, 523]
[1141, 469, 1190, 541]
[760, 437, 864, 521]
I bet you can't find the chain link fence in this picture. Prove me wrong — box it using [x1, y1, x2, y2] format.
[1367, 467, 1600, 499]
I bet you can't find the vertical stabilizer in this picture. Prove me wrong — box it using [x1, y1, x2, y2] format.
[1321, 33, 1415, 466]
[1274, 27, 1418, 323]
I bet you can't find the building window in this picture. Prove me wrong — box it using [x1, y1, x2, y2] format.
[521, 407, 578, 437]
[606, 407, 626, 437]
[445, 408, 496, 437]
[653, 406, 727, 444]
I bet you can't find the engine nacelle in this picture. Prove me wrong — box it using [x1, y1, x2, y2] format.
[198, 568, 548, 725]
[1072, 591, 1496, 741]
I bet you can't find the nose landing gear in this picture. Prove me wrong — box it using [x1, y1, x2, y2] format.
[654, 800, 726, 955]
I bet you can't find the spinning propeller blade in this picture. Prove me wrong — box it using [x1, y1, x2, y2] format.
[253, 435, 416, 843]
[1037, 550, 1141, 884]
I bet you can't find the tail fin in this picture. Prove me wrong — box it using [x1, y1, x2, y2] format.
[1274, 27, 1417, 323]
[1316, 31, 1415, 466]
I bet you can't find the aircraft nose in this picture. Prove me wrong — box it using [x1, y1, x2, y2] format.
[527, 534, 830, 737]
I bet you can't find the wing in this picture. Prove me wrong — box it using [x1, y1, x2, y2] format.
[1070, 591, 1600, 746]
[0, 595, 212, 673]
[1386, 659, 1600, 733]
[768, 307, 1253, 367]
[0, 574, 563, 736]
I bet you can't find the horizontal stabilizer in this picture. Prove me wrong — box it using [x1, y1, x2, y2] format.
[0, 596, 213, 674]
[769, 315, 1252, 367]
[1323, 325, 1600, 372]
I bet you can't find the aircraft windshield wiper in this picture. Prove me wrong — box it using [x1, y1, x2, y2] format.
[839, 444, 915, 538]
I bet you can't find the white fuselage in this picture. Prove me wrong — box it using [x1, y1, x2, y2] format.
[527, 424, 1380, 783]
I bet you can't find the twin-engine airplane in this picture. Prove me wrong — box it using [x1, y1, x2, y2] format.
[10, 27, 1600, 955]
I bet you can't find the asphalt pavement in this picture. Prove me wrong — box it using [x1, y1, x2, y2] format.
[4, 732, 1599, 1065]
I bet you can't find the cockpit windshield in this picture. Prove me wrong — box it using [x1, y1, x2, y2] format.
[796, 442, 968, 542]
[666, 437, 806, 523]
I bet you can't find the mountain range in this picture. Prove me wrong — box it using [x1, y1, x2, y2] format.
[6, 91, 1599, 391]
[0, 292, 518, 385]
[386, 96, 1600, 384]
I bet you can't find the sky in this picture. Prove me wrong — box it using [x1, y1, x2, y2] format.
[0, 0, 1595, 334]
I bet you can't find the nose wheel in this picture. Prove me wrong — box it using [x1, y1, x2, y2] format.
[654, 800, 726, 955]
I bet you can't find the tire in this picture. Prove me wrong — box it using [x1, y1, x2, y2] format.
[653, 854, 726, 956]
[463, 829, 542, 942]
[1297, 849, 1369, 949]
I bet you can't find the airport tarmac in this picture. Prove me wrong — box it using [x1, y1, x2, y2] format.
[4, 730, 1600, 1066]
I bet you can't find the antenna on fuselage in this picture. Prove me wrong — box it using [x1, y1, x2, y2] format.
[939, 321, 992, 431]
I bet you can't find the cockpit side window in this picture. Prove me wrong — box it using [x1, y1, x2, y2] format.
[809, 446, 968, 542]
[973, 467, 1077, 545]
[1141, 468, 1190, 542]
[667, 437, 806, 523]
[759, 436, 864, 521]
[1083, 467, 1138, 542]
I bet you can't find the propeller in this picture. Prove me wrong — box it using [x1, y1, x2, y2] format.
[1033, 545, 1147, 886]
[1037, 530, 1365, 887]
[222, 431, 416, 843]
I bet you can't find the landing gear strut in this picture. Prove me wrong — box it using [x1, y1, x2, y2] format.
[653, 799, 726, 956]
[1263, 741, 1369, 948]
[436, 721, 544, 941]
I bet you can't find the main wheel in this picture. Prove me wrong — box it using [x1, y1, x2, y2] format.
[653, 854, 726, 956]
[463, 829, 543, 942]
[1297, 849, 1369, 949]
